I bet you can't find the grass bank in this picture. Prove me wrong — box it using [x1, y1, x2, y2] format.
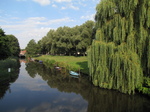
[35, 55, 89, 75]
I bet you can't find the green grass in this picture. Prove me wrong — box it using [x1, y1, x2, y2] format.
[35, 55, 89, 75]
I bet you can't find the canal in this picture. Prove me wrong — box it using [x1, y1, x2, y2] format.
[0, 60, 150, 112]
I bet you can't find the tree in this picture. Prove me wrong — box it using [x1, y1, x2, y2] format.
[0, 28, 20, 59]
[7, 35, 20, 56]
[37, 21, 95, 56]
[77, 21, 95, 55]
[0, 28, 11, 59]
[88, 0, 150, 94]
[26, 39, 38, 57]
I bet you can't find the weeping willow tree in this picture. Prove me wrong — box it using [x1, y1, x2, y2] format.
[88, 0, 150, 94]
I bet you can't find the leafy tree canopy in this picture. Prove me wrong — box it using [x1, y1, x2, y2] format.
[37, 20, 95, 56]
[26, 39, 39, 57]
[0, 28, 20, 59]
[88, 0, 150, 94]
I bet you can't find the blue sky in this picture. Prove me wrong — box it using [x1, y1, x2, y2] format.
[0, 0, 100, 49]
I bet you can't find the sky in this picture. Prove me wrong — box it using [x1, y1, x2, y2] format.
[0, 0, 100, 49]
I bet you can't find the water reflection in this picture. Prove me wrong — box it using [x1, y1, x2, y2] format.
[0, 59, 20, 99]
[0, 61, 88, 112]
[25, 61, 150, 112]
[0, 61, 150, 112]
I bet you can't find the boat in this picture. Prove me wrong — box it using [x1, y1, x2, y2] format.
[69, 71, 80, 76]
[39, 60, 43, 64]
[55, 66, 62, 71]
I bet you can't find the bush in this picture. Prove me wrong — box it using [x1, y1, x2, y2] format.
[0, 57, 20, 74]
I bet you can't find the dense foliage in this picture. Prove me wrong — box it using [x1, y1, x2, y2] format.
[0, 28, 20, 59]
[88, 0, 150, 94]
[25, 39, 39, 57]
[26, 20, 94, 56]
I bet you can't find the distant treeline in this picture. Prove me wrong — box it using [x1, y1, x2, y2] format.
[0, 28, 20, 59]
[26, 20, 95, 56]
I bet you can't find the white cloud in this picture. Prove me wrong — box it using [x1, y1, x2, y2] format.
[1, 17, 74, 48]
[52, 4, 57, 8]
[55, 0, 72, 2]
[61, 3, 79, 10]
[81, 14, 95, 20]
[61, 6, 66, 10]
[16, 0, 27, 1]
[0, 19, 9, 23]
[69, 4, 79, 10]
[54, 0, 79, 10]
[46, 17, 74, 25]
[23, 17, 74, 26]
[33, 0, 51, 6]
[23, 17, 46, 25]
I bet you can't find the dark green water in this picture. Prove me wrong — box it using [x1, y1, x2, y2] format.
[0, 60, 150, 112]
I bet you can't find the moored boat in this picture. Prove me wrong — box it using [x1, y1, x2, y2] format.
[69, 71, 80, 76]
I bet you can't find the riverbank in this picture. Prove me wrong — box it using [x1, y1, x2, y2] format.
[35, 55, 89, 75]
[0, 57, 20, 74]
[34, 55, 150, 96]
[0, 57, 20, 85]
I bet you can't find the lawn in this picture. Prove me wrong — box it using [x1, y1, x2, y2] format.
[35, 55, 89, 75]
